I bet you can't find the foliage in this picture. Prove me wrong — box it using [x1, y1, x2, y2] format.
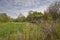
[16, 13, 26, 22]
[0, 13, 10, 22]
[0, 22, 59, 40]
[27, 11, 43, 23]
[47, 2, 60, 21]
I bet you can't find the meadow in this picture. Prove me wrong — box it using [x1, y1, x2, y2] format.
[0, 22, 60, 40]
[0, 22, 42, 40]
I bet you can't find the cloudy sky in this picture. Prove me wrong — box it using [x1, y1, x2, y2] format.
[0, 0, 60, 18]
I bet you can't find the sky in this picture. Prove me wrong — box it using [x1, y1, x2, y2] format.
[0, 0, 60, 18]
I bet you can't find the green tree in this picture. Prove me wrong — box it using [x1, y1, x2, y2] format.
[16, 13, 26, 22]
[27, 11, 43, 23]
[43, 11, 52, 22]
[0, 13, 9, 22]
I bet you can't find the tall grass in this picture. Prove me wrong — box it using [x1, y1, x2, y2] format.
[0, 22, 60, 40]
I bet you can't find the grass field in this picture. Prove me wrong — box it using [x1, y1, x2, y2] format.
[0, 22, 60, 40]
[0, 22, 41, 40]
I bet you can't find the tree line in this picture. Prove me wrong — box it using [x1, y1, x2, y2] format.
[0, 2, 60, 23]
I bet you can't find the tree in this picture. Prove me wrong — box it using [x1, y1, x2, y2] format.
[27, 11, 44, 23]
[16, 13, 26, 22]
[47, 2, 60, 21]
[40, 2, 60, 40]
[0, 13, 10, 22]
[43, 11, 52, 22]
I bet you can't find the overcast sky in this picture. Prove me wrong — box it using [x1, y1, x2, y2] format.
[0, 0, 60, 18]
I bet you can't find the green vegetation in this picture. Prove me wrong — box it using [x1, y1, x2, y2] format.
[0, 22, 60, 40]
[0, 1, 60, 40]
[0, 22, 41, 40]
